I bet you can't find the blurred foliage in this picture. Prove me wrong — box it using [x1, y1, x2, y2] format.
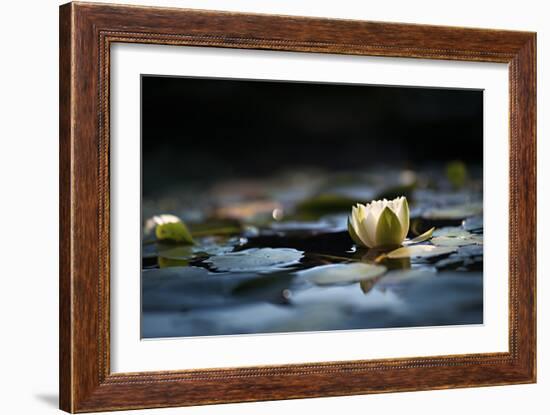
[446, 161, 468, 189]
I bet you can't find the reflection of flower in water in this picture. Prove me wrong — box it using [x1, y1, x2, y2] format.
[348, 196, 409, 249]
[359, 278, 379, 295]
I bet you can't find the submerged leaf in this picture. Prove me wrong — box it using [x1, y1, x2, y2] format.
[386, 245, 456, 259]
[298, 263, 387, 286]
[205, 248, 303, 273]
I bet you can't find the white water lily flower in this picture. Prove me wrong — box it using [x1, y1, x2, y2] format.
[348, 196, 410, 249]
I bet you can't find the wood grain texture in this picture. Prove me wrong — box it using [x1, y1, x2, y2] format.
[59, 2, 537, 412]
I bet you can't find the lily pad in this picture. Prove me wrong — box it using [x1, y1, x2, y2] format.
[432, 234, 483, 247]
[205, 248, 303, 273]
[435, 244, 483, 271]
[433, 227, 471, 238]
[422, 202, 482, 220]
[298, 263, 387, 286]
[404, 227, 435, 245]
[462, 215, 483, 232]
[386, 245, 457, 259]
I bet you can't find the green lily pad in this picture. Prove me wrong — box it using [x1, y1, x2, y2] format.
[386, 245, 457, 259]
[156, 237, 241, 268]
[205, 248, 303, 273]
[298, 263, 387, 286]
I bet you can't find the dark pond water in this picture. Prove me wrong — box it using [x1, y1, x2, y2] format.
[141, 167, 483, 338]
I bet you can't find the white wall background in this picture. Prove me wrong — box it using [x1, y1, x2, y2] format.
[0, 0, 546, 414]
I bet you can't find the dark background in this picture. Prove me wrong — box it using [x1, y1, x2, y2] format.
[142, 76, 483, 197]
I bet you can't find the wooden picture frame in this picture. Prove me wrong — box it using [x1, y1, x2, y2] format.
[59, 2, 536, 412]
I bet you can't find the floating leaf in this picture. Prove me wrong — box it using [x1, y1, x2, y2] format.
[404, 227, 435, 245]
[457, 244, 484, 257]
[462, 215, 483, 232]
[433, 227, 471, 238]
[205, 248, 303, 273]
[386, 245, 456, 259]
[432, 234, 483, 247]
[156, 221, 194, 244]
[422, 202, 482, 220]
[298, 263, 387, 286]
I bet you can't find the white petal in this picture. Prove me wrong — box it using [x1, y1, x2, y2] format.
[366, 200, 385, 222]
[395, 197, 410, 240]
[348, 215, 365, 246]
[356, 204, 368, 222]
[362, 211, 379, 248]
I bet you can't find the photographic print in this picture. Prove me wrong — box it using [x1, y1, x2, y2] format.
[141, 75, 484, 339]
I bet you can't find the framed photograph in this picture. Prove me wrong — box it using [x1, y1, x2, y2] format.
[59, 2, 536, 412]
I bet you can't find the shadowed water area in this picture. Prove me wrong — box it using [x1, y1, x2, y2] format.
[141, 167, 483, 338]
